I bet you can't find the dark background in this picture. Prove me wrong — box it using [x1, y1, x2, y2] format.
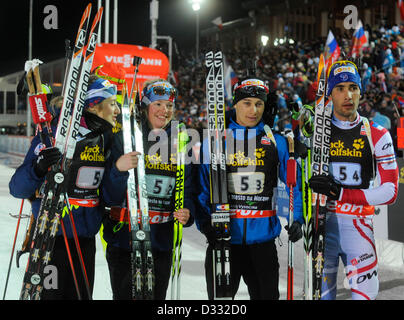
[0, 0, 248, 76]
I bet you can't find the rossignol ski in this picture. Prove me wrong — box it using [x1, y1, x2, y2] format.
[311, 53, 332, 300]
[205, 51, 231, 299]
[170, 122, 188, 300]
[121, 56, 154, 300]
[20, 4, 103, 300]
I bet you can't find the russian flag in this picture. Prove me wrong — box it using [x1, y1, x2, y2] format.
[324, 30, 340, 69]
[223, 55, 238, 106]
[212, 16, 223, 30]
[399, 0, 404, 20]
[397, 96, 404, 107]
[351, 20, 367, 58]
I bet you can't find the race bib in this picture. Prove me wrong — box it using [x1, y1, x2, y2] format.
[227, 172, 265, 195]
[76, 166, 105, 189]
[331, 162, 362, 186]
[146, 174, 176, 199]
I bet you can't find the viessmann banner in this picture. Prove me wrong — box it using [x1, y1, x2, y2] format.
[92, 43, 170, 91]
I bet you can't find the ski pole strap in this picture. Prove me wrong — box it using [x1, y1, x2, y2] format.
[286, 133, 297, 187]
[28, 94, 52, 124]
[263, 124, 277, 146]
[287, 159, 297, 187]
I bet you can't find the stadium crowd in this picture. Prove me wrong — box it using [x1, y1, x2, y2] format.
[170, 23, 404, 154]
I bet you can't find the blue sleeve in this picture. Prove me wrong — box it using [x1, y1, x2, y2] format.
[101, 160, 129, 206]
[9, 134, 47, 199]
[194, 138, 212, 232]
[183, 161, 195, 228]
[101, 132, 129, 207]
[275, 134, 304, 225]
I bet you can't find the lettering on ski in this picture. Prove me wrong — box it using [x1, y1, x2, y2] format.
[205, 51, 231, 299]
[20, 4, 103, 300]
[65, 7, 103, 161]
[54, 4, 92, 154]
[311, 54, 332, 300]
[171, 122, 187, 300]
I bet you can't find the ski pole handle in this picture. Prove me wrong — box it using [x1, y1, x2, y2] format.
[286, 134, 297, 187]
[128, 56, 143, 103]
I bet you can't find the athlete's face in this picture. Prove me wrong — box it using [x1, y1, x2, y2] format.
[147, 99, 174, 129]
[89, 96, 120, 126]
[235, 97, 265, 128]
[330, 82, 360, 122]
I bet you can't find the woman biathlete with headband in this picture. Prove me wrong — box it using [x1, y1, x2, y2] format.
[9, 75, 138, 299]
[102, 79, 195, 300]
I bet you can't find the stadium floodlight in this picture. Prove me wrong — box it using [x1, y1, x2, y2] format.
[261, 35, 269, 46]
[189, 0, 202, 11]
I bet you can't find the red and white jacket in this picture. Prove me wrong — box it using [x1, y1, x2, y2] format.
[335, 115, 398, 214]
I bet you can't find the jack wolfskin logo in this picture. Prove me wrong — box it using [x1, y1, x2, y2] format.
[228, 149, 265, 166]
[352, 138, 364, 150]
[254, 148, 266, 159]
[330, 139, 363, 158]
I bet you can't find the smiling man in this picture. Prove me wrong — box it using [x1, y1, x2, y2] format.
[309, 60, 399, 300]
[195, 77, 303, 300]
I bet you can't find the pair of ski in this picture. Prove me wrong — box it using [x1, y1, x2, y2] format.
[302, 54, 332, 300]
[121, 57, 155, 300]
[205, 51, 232, 299]
[120, 57, 187, 300]
[20, 3, 103, 300]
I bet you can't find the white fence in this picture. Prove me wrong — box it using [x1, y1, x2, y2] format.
[0, 135, 31, 156]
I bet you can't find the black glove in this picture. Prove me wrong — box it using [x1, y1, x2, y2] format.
[34, 147, 62, 177]
[201, 222, 217, 247]
[285, 221, 302, 243]
[294, 138, 308, 159]
[309, 174, 342, 200]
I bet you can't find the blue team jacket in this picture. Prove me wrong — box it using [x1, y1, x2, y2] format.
[9, 126, 108, 239]
[195, 115, 303, 245]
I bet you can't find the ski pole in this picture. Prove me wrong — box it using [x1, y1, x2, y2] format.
[171, 123, 187, 300]
[286, 132, 297, 300]
[65, 196, 92, 300]
[59, 218, 82, 300]
[2, 199, 25, 300]
[128, 56, 142, 107]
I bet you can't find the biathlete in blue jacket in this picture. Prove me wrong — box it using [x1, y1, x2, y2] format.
[9, 75, 138, 300]
[195, 77, 304, 300]
[101, 79, 195, 300]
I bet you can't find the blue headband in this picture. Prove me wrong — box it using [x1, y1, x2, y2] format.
[84, 78, 117, 109]
[141, 81, 177, 106]
[327, 61, 362, 96]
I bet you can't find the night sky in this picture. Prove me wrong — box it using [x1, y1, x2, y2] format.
[0, 0, 248, 76]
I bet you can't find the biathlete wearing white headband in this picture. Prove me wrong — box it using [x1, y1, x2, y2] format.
[84, 78, 117, 109]
[141, 80, 177, 106]
[233, 78, 269, 104]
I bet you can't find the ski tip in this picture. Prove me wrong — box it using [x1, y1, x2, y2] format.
[316, 54, 325, 82]
[92, 7, 104, 29]
[81, 3, 92, 26]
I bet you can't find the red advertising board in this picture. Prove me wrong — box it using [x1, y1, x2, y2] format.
[92, 43, 170, 92]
